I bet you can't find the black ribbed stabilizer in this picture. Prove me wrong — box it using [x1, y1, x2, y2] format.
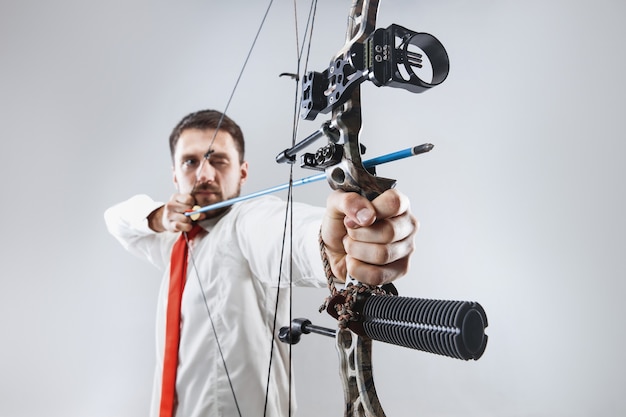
[361, 296, 488, 360]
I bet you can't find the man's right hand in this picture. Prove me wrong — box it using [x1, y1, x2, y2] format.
[148, 193, 204, 233]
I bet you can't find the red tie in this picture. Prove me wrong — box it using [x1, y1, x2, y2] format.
[160, 226, 202, 417]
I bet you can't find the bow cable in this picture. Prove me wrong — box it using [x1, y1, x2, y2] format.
[182, 1, 277, 416]
[185, 234, 242, 415]
[263, 1, 319, 416]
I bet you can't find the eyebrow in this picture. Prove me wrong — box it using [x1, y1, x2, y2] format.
[178, 150, 230, 160]
[178, 152, 202, 162]
[207, 151, 230, 159]
[206, 150, 237, 164]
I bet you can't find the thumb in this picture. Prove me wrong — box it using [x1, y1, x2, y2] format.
[326, 190, 376, 229]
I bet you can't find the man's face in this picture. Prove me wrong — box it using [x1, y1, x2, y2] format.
[173, 128, 248, 217]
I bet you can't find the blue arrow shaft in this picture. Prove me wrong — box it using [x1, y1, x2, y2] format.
[186, 144, 431, 217]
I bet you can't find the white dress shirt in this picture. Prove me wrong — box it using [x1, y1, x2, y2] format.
[104, 194, 327, 417]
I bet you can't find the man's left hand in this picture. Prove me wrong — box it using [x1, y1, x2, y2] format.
[321, 189, 418, 286]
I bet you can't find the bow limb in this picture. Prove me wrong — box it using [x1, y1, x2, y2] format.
[342, 0, 379, 54]
[337, 329, 386, 417]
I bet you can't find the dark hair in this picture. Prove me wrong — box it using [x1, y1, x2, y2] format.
[168, 109, 245, 162]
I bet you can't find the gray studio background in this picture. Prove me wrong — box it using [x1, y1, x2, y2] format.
[1, 1, 624, 416]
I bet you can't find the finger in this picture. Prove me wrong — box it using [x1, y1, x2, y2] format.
[322, 191, 366, 253]
[168, 211, 194, 233]
[165, 194, 194, 215]
[174, 193, 196, 206]
[369, 189, 410, 220]
[345, 256, 411, 287]
[347, 211, 418, 244]
[163, 194, 196, 232]
[326, 191, 376, 229]
[324, 249, 348, 283]
[343, 233, 416, 266]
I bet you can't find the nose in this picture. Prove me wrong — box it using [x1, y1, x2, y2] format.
[196, 157, 215, 183]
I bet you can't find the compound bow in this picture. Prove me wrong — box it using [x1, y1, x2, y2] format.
[274, 1, 488, 416]
[185, 1, 488, 416]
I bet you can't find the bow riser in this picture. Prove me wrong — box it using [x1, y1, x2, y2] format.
[330, 88, 396, 200]
[321, 2, 388, 415]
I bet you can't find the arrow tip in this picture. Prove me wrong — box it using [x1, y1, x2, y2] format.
[412, 143, 434, 155]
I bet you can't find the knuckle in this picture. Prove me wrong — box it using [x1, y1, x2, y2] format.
[411, 215, 419, 233]
[373, 273, 387, 286]
[346, 196, 367, 218]
[407, 241, 416, 257]
[396, 258, 410, 277]
[374, 244, 394, 264]
[380, 189, 403, 213]
[388, 191, 403, 211]
[380, 221, 397, 242]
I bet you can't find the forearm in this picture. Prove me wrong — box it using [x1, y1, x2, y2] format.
[147, 205, 166, 232]
[104, 194, 172, 268]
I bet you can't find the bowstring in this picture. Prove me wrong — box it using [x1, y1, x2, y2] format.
[185, 233, 242, 415]
[192, 0, 276, 190]
[184, 1, 276, 416]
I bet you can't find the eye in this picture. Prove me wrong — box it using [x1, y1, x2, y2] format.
[209, 157, 229, 167]
[182, 158, 200, 170]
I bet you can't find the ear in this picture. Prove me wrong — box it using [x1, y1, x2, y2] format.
[172, 165, 179, 190]
[239, 161, 249, 185]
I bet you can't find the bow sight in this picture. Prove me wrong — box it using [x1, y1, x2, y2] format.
[301, 24, 450, 121]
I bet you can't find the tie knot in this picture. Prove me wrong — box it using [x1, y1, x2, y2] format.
[185, 224, 203, 241]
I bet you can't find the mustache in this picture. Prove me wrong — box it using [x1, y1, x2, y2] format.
[191, 183, 221, 194]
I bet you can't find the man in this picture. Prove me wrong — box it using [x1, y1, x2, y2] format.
[104, 109, 417, 416]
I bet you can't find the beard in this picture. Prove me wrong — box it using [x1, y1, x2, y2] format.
[191, 182, 242, 219]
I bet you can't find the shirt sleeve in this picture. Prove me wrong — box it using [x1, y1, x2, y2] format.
[103, 194, 176, 270]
